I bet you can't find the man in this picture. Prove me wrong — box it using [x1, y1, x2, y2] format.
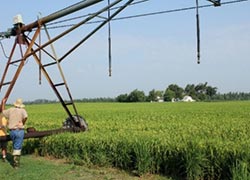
[1, 98, 28, 168]
[0, 115, 8, 162]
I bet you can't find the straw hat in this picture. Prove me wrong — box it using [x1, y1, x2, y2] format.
[13, 98, 25, 108]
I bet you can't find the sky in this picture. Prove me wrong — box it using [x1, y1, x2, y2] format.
[0, 0, 249, 103]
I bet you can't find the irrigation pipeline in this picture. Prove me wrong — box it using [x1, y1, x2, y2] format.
[0, 127, 83, 142]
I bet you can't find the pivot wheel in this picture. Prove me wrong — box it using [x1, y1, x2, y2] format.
[63, 115, 88, 131]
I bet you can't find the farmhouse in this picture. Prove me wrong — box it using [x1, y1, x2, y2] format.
[182, 96, 195, 102]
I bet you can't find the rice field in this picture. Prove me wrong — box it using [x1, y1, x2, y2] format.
[22, 101, 250, 179]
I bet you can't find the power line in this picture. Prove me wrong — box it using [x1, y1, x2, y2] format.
[107, 0, 249, 22]
[46, 0, 248, 29]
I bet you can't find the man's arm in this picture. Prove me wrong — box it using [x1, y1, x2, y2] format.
[22, 117, 27, 125]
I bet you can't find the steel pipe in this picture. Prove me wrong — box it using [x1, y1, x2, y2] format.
[0, 127, 83, 142]
[22, 0, 103, 32]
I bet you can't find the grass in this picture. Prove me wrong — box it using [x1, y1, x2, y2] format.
[0, 154, 170, 180]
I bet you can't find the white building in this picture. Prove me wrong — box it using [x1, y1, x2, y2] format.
[182, 96, 195, 102]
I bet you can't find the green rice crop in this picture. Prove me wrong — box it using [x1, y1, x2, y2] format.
[22, 101, 250, 179]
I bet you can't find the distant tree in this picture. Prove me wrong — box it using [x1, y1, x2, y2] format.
[147, 89, 163, 102]
[127, 89, 146, 102]
[164, 84, 184, 101]
[206, 86, 217, 99]
[195, 82, 208, 94]
[184, 82, 218, 101]
[197, 93, 207, 101]
[184, 84, 197, 99]
[116, 94, 128, 102]
[163, 89, 175, 101]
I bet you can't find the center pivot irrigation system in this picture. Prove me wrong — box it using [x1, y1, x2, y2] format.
[0, 0, 221, 142]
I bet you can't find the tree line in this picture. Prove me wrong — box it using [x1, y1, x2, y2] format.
[116, 82, 250, 102]
[25, 82, 250, 104]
